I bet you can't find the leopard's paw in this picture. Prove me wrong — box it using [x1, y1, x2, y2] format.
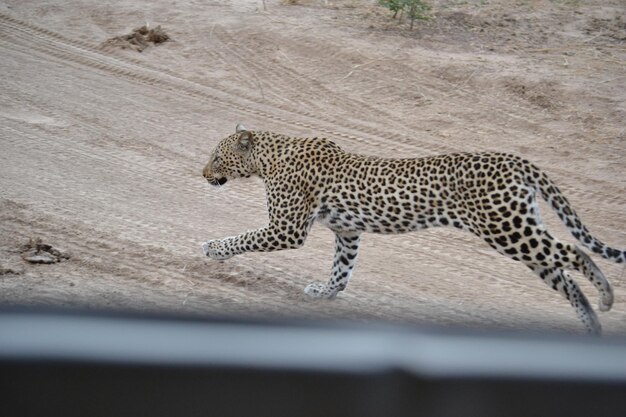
[304, 282, 330, 299]
[201, 240, 234, 261]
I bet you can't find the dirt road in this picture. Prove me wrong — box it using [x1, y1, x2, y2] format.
[1, 0, 624, 334]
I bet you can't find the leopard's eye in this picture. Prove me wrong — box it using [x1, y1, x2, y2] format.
[213, 155, 221, 169]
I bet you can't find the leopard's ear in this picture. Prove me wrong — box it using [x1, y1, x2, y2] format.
[235, 130, 253, 153]
[235, 124, 247, 133]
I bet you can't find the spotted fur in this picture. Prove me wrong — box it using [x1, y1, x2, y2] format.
[202, 125, 624, 334]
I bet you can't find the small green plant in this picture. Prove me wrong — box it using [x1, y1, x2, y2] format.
[379, 0, 431, 29]
[405, 0, 431, 29]
[379, 0, 405, 19]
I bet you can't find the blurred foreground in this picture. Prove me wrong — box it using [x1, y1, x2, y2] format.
[2, 309, 626, 417]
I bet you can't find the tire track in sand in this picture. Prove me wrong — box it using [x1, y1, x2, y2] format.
[1, 13, 623, 218]
[2, 12, 622, 215]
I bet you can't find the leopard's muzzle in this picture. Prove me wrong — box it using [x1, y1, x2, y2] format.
[208, 177, 228, 186]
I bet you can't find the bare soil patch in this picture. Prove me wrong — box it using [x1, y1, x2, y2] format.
[501, 78, 563, 111]
[101, 24, 170, 52]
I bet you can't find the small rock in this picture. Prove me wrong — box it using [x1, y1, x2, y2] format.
[20, 237, 70, 264]
[23, 253, 57, 264]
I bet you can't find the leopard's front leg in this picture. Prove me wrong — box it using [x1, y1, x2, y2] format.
[202, 182, 313, 260]
[305, 232, 361, 299]
[202, 225, 310, 260]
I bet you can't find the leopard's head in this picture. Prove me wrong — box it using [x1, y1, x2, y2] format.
[203, 124, 255, 186]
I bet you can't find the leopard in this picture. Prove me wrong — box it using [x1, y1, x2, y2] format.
[201, 124, 624, 335]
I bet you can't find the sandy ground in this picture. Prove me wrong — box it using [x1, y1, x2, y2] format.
[0, 0, 624, 335]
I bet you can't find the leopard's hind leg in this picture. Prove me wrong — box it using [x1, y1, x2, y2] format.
[475, 184, 612, 334]
[527, 265, 601, 335]
[571, 243, 614, 311]
[485, 223, 611, 334]
[522, 230, 614, 314]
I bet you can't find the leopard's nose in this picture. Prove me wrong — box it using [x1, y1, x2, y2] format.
[208, 177, 227, 186]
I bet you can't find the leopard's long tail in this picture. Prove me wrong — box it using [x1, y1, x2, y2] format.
[522, 159, 625, 264]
